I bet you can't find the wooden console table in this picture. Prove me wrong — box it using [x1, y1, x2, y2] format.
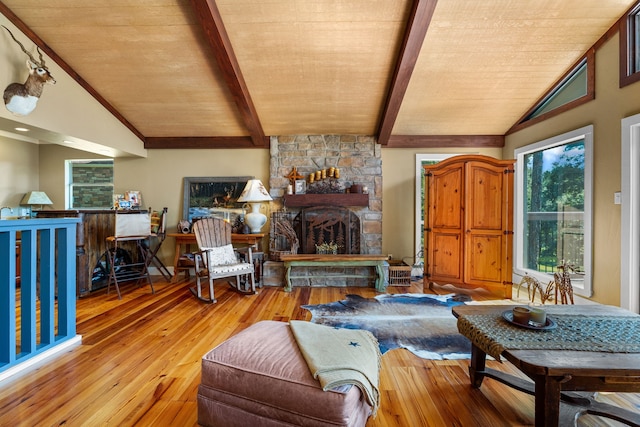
[168, 233, 264, 282]
[279, 254, 387, 292]
[452, 304, 640, 427]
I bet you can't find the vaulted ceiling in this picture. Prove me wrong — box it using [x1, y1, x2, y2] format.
[0, 0, 635, 150]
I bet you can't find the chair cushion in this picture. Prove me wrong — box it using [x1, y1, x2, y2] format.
[210, 263, 253, 276]
[204, 244, 238, 266]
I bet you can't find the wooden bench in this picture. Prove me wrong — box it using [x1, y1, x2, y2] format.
[279, 254, 388, 292]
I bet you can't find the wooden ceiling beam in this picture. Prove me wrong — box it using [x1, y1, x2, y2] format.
[144, 136, 268, 149]
[377, 0, 438, 146]
[190, 0, 266, 147]
[386, 135, 504, 148]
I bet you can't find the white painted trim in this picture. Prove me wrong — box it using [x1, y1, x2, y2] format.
[0, 335, 82, 385]
[513, 125, 593, 297]
[621, 113, 640, 313]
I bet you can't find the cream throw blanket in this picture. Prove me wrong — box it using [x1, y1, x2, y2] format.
[289, 320, 382, 416]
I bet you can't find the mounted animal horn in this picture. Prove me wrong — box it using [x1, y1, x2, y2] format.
[2, 25, 56, 116]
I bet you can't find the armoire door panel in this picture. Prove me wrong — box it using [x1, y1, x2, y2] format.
[428, 232, 463, 282]
[429, 167, 463, 229]
[465, 233, 504, 285]
[466, 162, 505, 231]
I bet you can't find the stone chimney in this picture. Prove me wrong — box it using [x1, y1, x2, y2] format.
[268, 135, 382, 254]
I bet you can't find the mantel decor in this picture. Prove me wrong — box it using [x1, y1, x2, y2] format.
[307, 178, 345, 194]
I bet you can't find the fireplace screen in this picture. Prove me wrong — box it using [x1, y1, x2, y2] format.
[269, 207, 362, 258]
[293, 207, 360, 254]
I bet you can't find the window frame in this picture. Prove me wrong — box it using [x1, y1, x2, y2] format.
[65, 159, 114, 209]
[621, 112, 640, 313]
[620, 1, 640, 88]
[513, 125, 594, 297]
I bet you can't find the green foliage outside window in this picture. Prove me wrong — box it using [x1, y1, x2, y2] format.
[523, 141, 585, 273]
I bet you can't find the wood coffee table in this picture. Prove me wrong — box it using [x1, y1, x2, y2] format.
[452, 304, 640, 427]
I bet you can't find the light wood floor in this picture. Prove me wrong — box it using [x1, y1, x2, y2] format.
[1, 278, 639, 426]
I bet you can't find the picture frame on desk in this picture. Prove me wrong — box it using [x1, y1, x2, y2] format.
[113, 194, 124, 209]
[125, 190, 141, 208]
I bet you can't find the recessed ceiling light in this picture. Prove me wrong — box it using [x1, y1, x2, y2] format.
[14, 127, 29, 132]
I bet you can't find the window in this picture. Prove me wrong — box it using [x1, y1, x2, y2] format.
[509, 52, 594, 134]
[66, 160, 114, 209]
[514, 126, 593, 297]
[620, 1, 640, 87]
[523, 59, 588, 121]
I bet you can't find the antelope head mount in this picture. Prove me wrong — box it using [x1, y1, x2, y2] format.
[2, 25, 56, 116]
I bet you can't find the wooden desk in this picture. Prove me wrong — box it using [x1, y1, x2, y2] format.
[452, 304, 640, 427]
[279, 254, 388, 292]
[168, 233, 264, 282]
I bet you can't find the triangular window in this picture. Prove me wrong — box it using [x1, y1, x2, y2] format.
[508, 52, 594, 134]
[523, 60, 587, 121]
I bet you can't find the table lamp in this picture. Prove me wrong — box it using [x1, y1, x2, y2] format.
[20, 191, 53, 217]
[237, 179, 272, 233]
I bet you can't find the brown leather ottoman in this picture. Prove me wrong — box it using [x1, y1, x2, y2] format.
[197, 320, 371, 427]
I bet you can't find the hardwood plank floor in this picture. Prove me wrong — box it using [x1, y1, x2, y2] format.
[1, 279, 639, 426]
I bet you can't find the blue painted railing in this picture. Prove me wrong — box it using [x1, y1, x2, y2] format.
[0, 218, 80, 374]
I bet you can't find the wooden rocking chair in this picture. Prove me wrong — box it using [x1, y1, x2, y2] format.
[190, 217, 256, 303]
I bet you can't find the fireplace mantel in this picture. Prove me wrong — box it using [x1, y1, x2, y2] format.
[283, 193, 368, 207]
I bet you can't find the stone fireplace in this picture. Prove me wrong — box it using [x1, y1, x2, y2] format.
[268, 135, 382, 252]
[263, 135, 383, 287]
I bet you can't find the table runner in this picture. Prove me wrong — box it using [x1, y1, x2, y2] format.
[457, 313, 640, 361]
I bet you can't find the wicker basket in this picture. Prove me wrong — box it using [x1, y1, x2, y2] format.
[388, 259, 412, 286]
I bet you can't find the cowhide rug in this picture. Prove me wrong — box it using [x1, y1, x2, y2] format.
[302, 293, 471, 360]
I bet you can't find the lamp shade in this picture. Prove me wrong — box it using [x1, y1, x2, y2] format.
[237, 179, 273, 203]
[237, 179, 272, 233]
[20, 191, 53, 206]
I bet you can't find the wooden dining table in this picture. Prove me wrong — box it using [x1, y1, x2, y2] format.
[452, 304, 640, 427]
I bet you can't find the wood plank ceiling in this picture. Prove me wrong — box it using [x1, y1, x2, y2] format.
[0, 0, 635, 150]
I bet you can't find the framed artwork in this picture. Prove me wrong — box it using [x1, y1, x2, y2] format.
[125, 190, 141, 207]
[113, 193, 125, 209]
[183, 176, 253, 222]
[294, 179, 306, 194]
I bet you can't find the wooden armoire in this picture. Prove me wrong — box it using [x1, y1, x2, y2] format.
[423, 155, 515, 298]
